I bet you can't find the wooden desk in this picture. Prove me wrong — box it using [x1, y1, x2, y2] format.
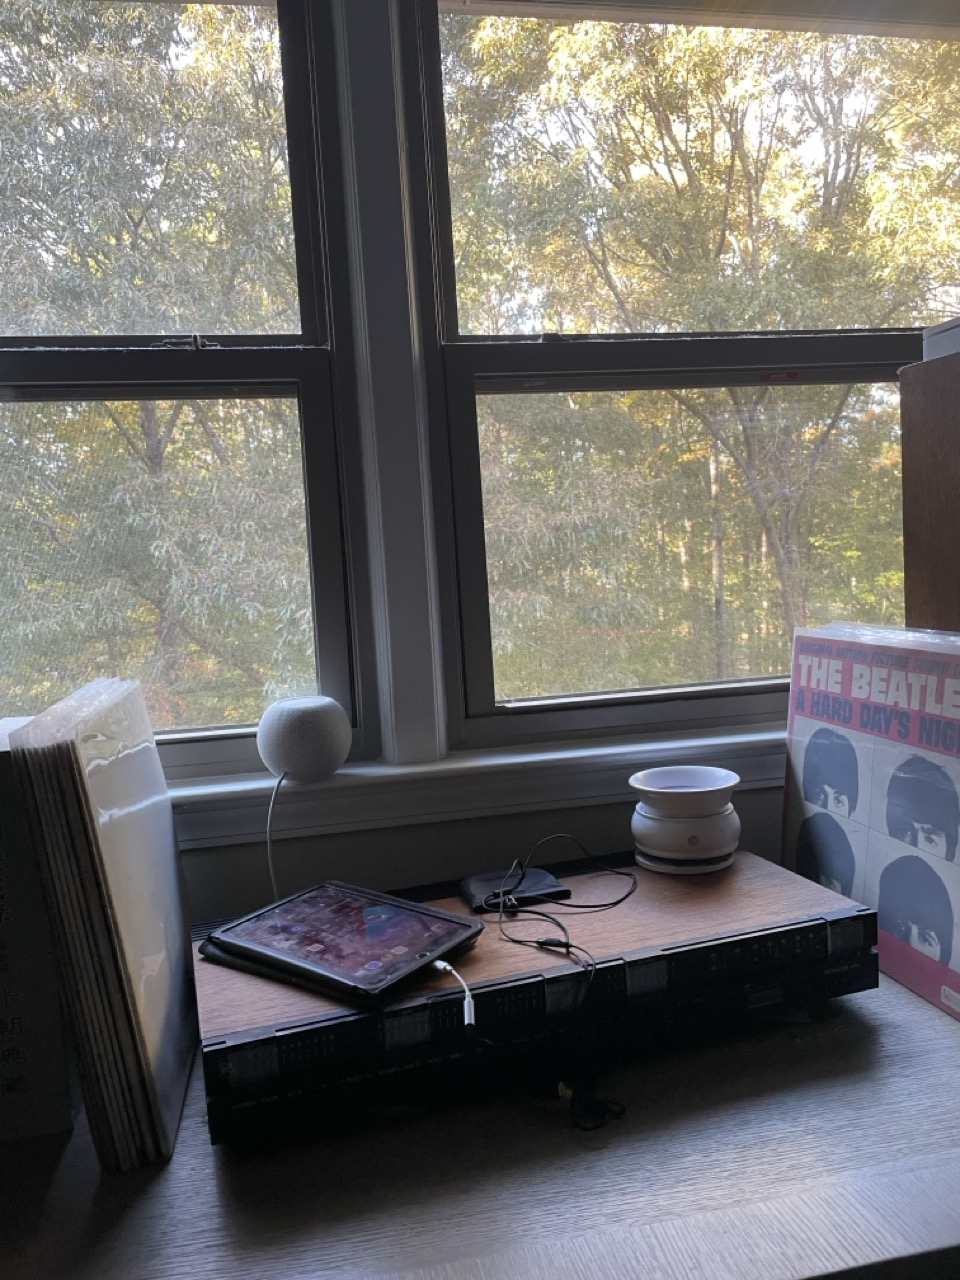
[5, 975, 960, 1280]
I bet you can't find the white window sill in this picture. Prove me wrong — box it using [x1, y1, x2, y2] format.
[169, 724, 786, 849]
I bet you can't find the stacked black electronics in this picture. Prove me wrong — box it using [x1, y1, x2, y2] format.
[194, 854, 878, 1144]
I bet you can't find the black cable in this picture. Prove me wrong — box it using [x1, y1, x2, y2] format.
[486, 834, 633, 990]
[498, 833, 637, 915]
[484, 835, 630, 1129]
[489, 894, 599, 1019]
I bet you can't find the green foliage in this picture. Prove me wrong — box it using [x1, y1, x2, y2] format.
[0, 1, 298, 335]
[479, 386, 902, 699]
[0, 3, 313, 729]
[441, 14, 921, 698]
[442, 16, 960, 335]
[0, 396, 315, 728]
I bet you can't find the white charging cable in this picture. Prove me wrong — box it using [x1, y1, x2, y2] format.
[432, 959, 475, 1028]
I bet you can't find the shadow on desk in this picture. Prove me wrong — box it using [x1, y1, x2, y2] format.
[0, 1129, 73, 1249]
[212, 999, 879, 1245]
[12, 981, 960, 1280]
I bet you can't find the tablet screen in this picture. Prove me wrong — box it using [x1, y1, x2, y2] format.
[217, 883, 475, 988]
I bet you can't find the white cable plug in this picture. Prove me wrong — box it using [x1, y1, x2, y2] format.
[432, 959, 475, 1027]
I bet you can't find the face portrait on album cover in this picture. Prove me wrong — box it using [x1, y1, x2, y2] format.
[794, 809, 868, 902]
[864, 741, 960, 865]
[800, 726, 861, 821]
[863, 836, 960, 972]
[884, 753, 960, 862]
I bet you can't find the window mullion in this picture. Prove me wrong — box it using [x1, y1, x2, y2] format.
[331, 0, 447, 765]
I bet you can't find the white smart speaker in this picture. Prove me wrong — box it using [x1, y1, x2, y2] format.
[256, 695, 352, 784]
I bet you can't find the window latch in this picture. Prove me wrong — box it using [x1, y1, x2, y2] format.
[149, 334, 222, 351]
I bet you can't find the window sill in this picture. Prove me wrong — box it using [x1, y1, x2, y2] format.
[170, 724, 786, 849]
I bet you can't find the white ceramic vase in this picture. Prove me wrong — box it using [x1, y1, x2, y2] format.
[629, 765, 741, 875]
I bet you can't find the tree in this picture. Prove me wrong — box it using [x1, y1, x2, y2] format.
[440, 14, 935, 696]
[0, 2, 299, 335]
[0, 3, 313, 728]
[0, 394, 314, 727]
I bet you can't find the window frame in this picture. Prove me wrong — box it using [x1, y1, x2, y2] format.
[401, 0, 934, 751]
[2, 0, 951, 833]
[0, 0, 379, 765]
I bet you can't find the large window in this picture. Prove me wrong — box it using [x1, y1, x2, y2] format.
[414, 0, 957, 744]
[5, 0, 958, 798]
[0, 1, 356, 740]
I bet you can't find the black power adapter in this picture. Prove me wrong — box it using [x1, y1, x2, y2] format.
[460, 867, 572, 913]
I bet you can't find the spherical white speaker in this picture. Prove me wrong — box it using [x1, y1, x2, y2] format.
[256, 695, 352, 784]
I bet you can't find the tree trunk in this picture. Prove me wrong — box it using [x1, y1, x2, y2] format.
[709, 442, 727, 679]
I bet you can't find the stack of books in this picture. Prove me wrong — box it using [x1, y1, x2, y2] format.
[11, 679, 196, 1173]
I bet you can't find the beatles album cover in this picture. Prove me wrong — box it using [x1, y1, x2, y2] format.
[784, 623, 960, 1020]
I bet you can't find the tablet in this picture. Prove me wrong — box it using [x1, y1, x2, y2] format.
[206, 881, 483, 1004]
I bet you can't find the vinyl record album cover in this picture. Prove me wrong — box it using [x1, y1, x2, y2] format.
[784, 623, 960, 1020]
[0, 719, 74, 1141]
[11, 680, 196, 1171]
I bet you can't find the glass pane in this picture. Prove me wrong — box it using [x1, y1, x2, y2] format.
[0, 396, 316, 730]
[440, 12, 960, 335]
[0, 2, 300, 336]
[478, 384, 904, 700]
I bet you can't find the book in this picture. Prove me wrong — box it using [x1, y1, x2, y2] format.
[0, 718, 74, 1140]
[784, 623, 960, 1020]
[10, 680, 197, 1172]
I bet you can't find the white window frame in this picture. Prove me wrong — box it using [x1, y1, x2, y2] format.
[402, 0, 942, 760]
[179, 0, 912, 846]
[9, 0, 953, 855]
[0, 0, 379, 781]
[178, 0, 955, 848]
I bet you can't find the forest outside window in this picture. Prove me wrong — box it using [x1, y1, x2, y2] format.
[1, 393, 316, 729]
[0, 1, 354, 743]
[474, 382, 901, 702]
[428, 0, 960, 734]
[0, 2, 300, 338]
[439, 4, 960, 336]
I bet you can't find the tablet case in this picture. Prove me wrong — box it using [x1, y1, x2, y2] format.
[204, 882, 484, 1005]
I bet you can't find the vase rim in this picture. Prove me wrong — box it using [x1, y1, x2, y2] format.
[628, 764, 740, 794]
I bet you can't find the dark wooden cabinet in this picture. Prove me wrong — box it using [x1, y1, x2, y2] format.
[900, 352, 960, 630]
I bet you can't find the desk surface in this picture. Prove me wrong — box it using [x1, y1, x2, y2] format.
[5, 975, 960, 1280]
[194, 853, 867, 1038]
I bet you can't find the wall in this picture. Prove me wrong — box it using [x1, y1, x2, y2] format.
[179, 783, 784, 924]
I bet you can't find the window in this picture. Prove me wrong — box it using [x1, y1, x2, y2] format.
[0, 1, 360, 747]
[1, 393, 315, 726]
[474, 383, 901, 701]
[0, 2, 299, 338]
[5, 0, 958, 823]
[406, 0, 960, 745]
